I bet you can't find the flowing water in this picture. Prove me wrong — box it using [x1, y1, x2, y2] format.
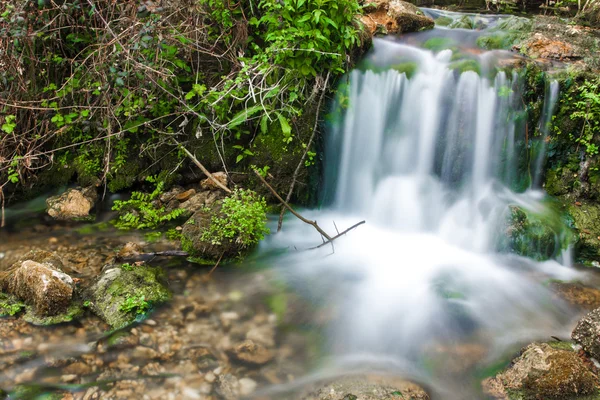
[260, 34, 583, 398]
[0, 10, 596, 400]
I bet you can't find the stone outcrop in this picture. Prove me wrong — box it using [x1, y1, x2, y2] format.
[360, 0, 434, 35]
[483, 342, 597, 399]
[573, 307, 600, 360]
[46, 186, 98, 221]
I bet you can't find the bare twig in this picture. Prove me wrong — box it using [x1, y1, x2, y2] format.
[207, 252, 225, 278]
[116, 250, 189, 262]
[278, 72, 330, 232]
[311, 220, 366, 249]
[176, 141, 232, 194]
[252, 169, 332, 241]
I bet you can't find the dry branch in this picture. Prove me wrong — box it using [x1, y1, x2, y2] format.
[176, 141, 232, 194]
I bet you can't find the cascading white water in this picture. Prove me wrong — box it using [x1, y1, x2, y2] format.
[264, 38, 582, 397]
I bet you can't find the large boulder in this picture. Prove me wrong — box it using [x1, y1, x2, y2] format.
[513, 33, 578, 60]
[87, 264, 170, 329]
[360, 0, 434, 36]
[0, 250, 73, 317]
[46, 186, 98, 221]
[573, 308, 600, 360]
[483, 343, 597, 399]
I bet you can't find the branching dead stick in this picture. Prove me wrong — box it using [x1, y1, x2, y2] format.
[176, 141, 232, 194]
[311, 220, 366, 250]
[278, 72, 330, 232]
[116, 250, 189, 262]
[252, 169, 332, 241]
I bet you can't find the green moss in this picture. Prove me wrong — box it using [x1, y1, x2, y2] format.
[449, 59, 481, 74]
[0, 293, 25, 317]
[434, 16, 453, 27]
[22, 302, 84, 326]
[391, 62, 418, 78]
[423, 37, 457, 52]
[89, 265, 170, 328]
[502, 204, 576, 261]
[565, 200, 600, 262]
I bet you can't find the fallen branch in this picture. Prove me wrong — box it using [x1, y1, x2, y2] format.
[252, 168, 332, 241]
[175, 140, 232, 194]
[278, 72, 330, 232]
[116, 250, 189, 262]
[311, 220, 366, 249]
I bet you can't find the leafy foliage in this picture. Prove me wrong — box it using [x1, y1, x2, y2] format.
[570, 78, 600, 156]
[112, 176, 186, 230]
[0, 0, 364, 196]
[202, 189, 270, 247]
[119, 294, 151, 315]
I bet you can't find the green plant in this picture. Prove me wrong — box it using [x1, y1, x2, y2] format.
[112, 176, 186, 230]
[201, 188, 270, 247]
[571, 78, 600, 156]
[119, 294, 151, 315]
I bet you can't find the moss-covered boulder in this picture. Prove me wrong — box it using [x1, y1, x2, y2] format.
[0, 251, 74, 318]
[572, 307, 600, 360]
[87, 264, 170, 329]
[502, 205, 575, 261]
[483, 343, 598, 399]
[564, 201, 600, 262]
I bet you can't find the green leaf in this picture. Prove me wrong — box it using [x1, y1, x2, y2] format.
[229, 105, 264, 129]
[277, 113, 292, 136]
[260, 115, 268, 134]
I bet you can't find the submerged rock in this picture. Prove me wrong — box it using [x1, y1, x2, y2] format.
[483, 342, 597, 399]
[550, 282, 600, 311]
[300, 375, 430, 400]
[87, 264, 170, 329]
[46, 186, 98, 221]
[503, 205, 574, 261]
[360, 0, 434, 36]
[573, 308, 600, 360]
[565, 201, 600, 262]
[230, 340, 273, 366]
[1, 251, 74, 318]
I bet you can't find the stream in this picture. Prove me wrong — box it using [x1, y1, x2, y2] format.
[1, 9, 599, 400]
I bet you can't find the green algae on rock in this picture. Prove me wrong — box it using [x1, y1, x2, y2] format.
[483, 342, 598, 399]
[87, 264, 170, 329]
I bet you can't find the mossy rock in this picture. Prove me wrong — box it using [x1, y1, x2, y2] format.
[502, 205, 575, 261]
[565, 200, 600, 262]
[22, 302, 84, 326]
[87, 264, 170, 329]
[484, 342, 598, 400]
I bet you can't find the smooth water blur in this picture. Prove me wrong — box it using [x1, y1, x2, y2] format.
[261, 38, 582, 397]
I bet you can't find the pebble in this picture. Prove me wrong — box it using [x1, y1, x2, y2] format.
[239, 377, 258, 395]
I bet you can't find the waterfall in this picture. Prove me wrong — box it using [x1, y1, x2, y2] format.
[263, 37, 581, 397]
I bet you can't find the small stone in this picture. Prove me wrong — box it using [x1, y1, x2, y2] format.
[176, 189, 196, 202]
[204, 372, 216, 383]
[117, 242, 144, 259]
[238, 378, 257, 396]
[246, 324, 276, 348]
[132, 346, 160, 359]
[61, 374, 78, 383]
[216, 374, 239, 400]
[231, 340, 273, 365]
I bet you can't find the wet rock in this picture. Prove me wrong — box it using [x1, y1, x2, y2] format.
[360, 0, 434, 36]
[181, 201, 247, 263]
[159, 186, 184, 203]
[116, 242, 144, 259]
[573, 308, 600, 360]
[2, 252, 73, 317]
[513, 33, 578, 60]
[46, 187, 97, 221]
[176, 189, 196, 202]
[550, 282, 600, 310]
[239, 377, 257, 396]
[87, 264, 170, 329]
[483, 342, 597, 399]
[503, 205, 574, 261]
[200, 172, 229, 191]
[300, 375, 430, 399]
[565, 200, 600, 262]
[230, 340, 273, 365]
[216, 373, 239, 400]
